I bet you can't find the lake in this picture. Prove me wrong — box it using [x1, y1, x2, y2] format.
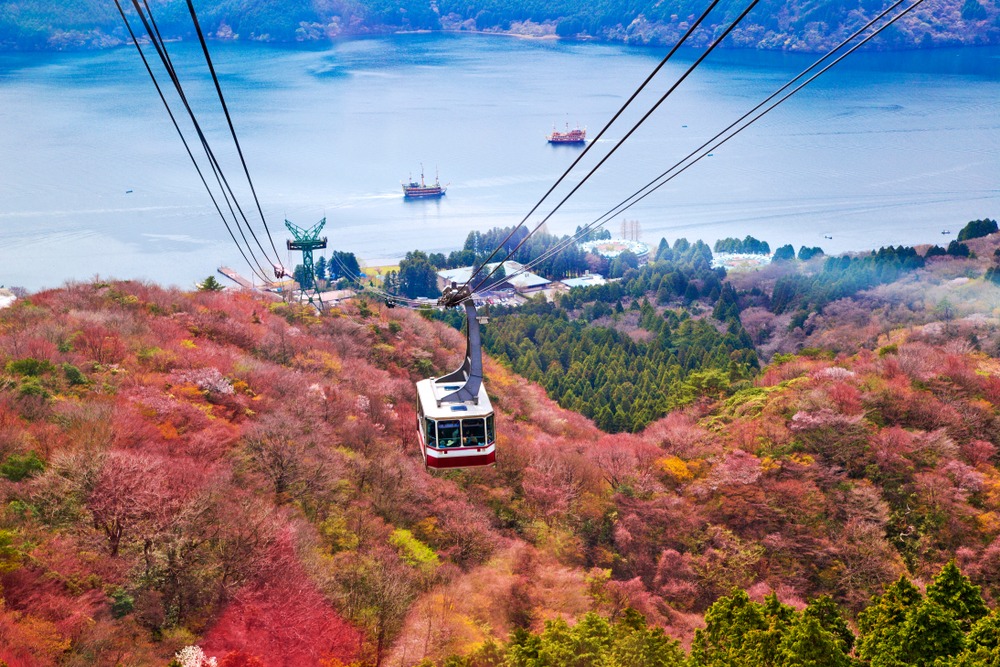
[0, 34, 997, 291]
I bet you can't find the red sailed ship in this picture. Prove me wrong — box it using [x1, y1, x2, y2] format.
[402, 165, 446, 198]
[547, 123, 586, 144]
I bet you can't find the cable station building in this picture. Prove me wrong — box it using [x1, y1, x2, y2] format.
[436, 261, 550, 296]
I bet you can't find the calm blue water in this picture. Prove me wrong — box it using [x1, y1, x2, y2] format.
[0, 35, 997, 291]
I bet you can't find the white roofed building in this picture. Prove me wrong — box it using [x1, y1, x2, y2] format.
[559, 273, 607, 290]
[437, 261, 550, 294]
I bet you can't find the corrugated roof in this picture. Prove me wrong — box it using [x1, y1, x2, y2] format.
[437, 261, 549, 290]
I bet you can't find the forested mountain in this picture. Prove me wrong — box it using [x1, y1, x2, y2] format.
[2, 223, 1000, 665]
[1, 0, 997, 51]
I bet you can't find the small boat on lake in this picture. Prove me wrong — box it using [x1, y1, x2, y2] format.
[402, 165, 446, 198]
[547, 123, 586, 144]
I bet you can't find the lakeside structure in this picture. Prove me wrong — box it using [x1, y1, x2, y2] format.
[711, 252, 773, 271]
[579, 239, 650, 264]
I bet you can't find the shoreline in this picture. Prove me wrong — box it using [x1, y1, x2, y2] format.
[3, 22, 1000, 55]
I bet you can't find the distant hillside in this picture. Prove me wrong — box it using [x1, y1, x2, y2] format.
[1, 0, 997, 51]
[2, 224, 1000, 664]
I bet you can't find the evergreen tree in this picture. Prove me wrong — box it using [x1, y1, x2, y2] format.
[957, 218, 998, 241]
[857, 576, 922, 666]
[329, 250, 361, 281]
[398, 250, 441, 298]
[526, 614, 613, 667]
[745, 593, 799, 667]
[778, 616, 852, 667]
[926, 244, 948, 257]
[197, 275, 225, 291]
[656, 238, 673, 261]
[803, 595, 854, 653]
[950, 610, 1000, 667]
[967, 609, 1000, 653]
[507, 626, 544, 667]
[690, 590, 770, 667]
[292, 263, 313, 289]
[712, 283, 741, 322]
[898, 599, 965, 667]
[947, 240, 972, 257]
[772, 244, 796, 262]
[797, 246, 824, 261]
[927, 561, 989, 632]
[961, 0, 990, 19]
[609, 609, 686, 667]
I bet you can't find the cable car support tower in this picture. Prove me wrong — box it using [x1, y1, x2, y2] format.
[285, 217, 328, 310]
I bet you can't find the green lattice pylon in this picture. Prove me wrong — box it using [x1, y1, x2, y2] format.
[285, 217, 328, 308]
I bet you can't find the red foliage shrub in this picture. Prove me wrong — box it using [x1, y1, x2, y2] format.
[961, 438, 997, 467]
[613, 494, 702, 584]
[181, 419, 242, 461]
[76, 325, 128, 365]
[218, 650, 266, 667]
[201, 535, 362, 667]
[603, 576, 668, 626]
[0, 539, 111, 646]
[110, 400, 169, 449]
[653, 549, 700, 611]
[758, 358, 821, 387]
[981, 374, 1000, 407]
[825, 380, 864, 415]
[643, 411, 713, 458]
[708, 450, 763, 489]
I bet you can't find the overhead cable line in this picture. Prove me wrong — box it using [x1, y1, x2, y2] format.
[462, 0, 725, 289]
[479, 0, 928, 294]
[132, 0, 281, 278]
[125, 0, 274, 280]
[568, 0, 918, 246]
[113, 0, 271, 284]
[468, 0, 764, 296]
[576, 0, 931, 244]
[184, 0, 285, 272]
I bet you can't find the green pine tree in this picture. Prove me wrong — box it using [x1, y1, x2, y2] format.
[857, 576, 922, 666]
[197, 275, 225, 291]
[927, 561, 989, 632]
[778, 616, 852, 667]
[898, 599, 965, 667]
[690, 590, 770, 667]
[608, 609, 686, 667]
[803, 595, 854, 653]
[948, 609, 1000, 666]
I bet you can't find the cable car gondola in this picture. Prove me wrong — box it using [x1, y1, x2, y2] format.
[416, 285, 495, 470]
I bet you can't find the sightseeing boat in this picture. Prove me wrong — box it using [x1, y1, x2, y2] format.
[547, 124, 586, 144]
[402, 166, 446, 198]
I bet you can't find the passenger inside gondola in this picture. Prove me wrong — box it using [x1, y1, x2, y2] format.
[437, 420, 461, 448]
[462, 417, 486, 447]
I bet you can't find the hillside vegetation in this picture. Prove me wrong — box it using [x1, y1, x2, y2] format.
[1, 222, 1000, 664]
[1, 0, 997, 51]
